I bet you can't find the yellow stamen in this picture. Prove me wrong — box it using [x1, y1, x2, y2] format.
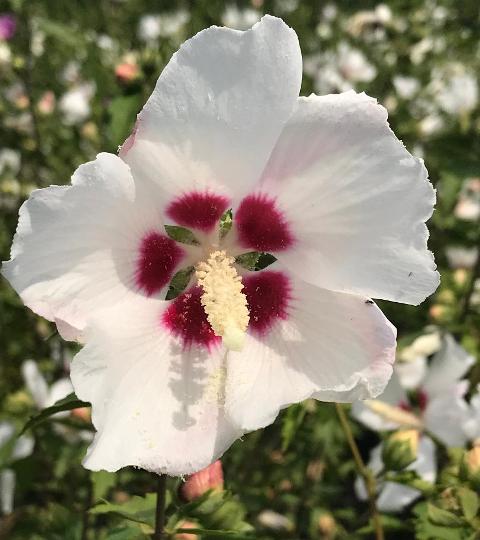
[364, 400, 423, 429]
[196, 250, 249, 351]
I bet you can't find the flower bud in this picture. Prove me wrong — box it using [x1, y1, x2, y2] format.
[180, 460, 224, 501]
[318, 513, 336, 538]
[173, 520, 198, 540]
[382, 429, 419, 471]
[461, 446, 480, 489]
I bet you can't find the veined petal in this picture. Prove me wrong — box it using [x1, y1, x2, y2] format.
[224, 268, 396, 431]
[260, 91, 439, 305]
[71, 292, 241, 476]
[2, 153, 185, 339]
[123, 15, 302, 205]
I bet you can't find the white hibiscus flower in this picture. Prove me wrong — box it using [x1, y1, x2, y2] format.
[2, 16, 439, 476]
[352, 334, 474, 512]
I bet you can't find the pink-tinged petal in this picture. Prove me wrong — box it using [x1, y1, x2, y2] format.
[351, 373, 408, 432]
[243, 271, 292, 336]
[181, 460, 224, 501]
[224, 267, 397, 431]
[71, 293, 242, 476]
[234, 194, 294, 252]
[123, 16, 302, 202]
[260, 91, 439, 305]
[2, 153, 164, 339]
[136, 232, 185, 296]
[162, 286, 220, 351]
[422, 334, 475, 398]
[166, 191, 230, 232]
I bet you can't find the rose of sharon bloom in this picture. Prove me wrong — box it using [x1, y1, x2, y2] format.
[181, 460, 224, 501]
[0, 14, 16, 41]
[352, 334, 474, 511]
[2, 16, 439, 475]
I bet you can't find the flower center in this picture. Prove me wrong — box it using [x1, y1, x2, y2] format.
[195, 250, 249, 352]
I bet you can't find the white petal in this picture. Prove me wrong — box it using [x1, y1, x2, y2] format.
[12, 435, 34, 461]
[47, 378, 74, 407]
[422, 334, 475, 397]
[0, 470, 15, 515]
[260, 92, 439, 305]
[424, 390, 470, 447]
[225, 273, 396, 431]
[21, 360, 49, 409]
[351, 374, 407, 432]
[123, 15, 302, 201]
[2, 153, 164, 338]
[377, 482, 421, 513]
[0, 422, 14, 448]
[395, 356, 427, 390]
[464, 388, 480, 441]
[71, 293, 241, 476]
[412, 435, 437, 482]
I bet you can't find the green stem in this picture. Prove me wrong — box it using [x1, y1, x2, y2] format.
[335, 403, 384, 540]
[152, 474, 167, 539]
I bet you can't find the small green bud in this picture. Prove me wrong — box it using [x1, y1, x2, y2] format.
[382, 429, 419, 471]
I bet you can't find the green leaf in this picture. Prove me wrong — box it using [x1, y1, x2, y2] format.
[108, 94, 142, 148]
[165, 266, 194, 300]
[92, 471, 117, 502]
[281, 403, 307, 452]
[219, 209, 233, 238]
[176, 528, 254, 538]
[20, 393, 90, 435]
[427, 503, 464, 528]
[90, 494, 158, 528]
[164, 225, 200, 245]
[235, 252, 260, 271]
[458, 487, 479, 521]
[105, 524, 150, 540]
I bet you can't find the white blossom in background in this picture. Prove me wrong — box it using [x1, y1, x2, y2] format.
[305, 43, 377, 94]
[21, 359, 74, 411]
[345, 4, 392, 40]
[454, 178, 480, 221]
[0, 149, 20, 176]
[60, 61, 81, 84]
[430, 64, 478, 116]
[0, 42, 11, 65]
[352, 334, 475, 512]
[0, 422, 34, 514]
[138, 11, 189, 41]
[446, 246, 478, 270]
[393, 75, 420, 100]
[21, 360, 93, 443]
[222, 5, 261, 30]
[3, 16, 438, 476]
[59, 82, 95, 125]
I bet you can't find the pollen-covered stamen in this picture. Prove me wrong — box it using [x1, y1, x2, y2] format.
[195, 250, 249, 351]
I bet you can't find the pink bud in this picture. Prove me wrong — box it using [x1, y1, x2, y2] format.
[180, 460, 224, 501]
[115, 62, 139, 83]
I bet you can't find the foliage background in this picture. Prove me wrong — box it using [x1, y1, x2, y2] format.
[0, 0, 479, 538]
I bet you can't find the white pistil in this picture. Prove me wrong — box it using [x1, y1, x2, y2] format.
[196, 250, 249, 351]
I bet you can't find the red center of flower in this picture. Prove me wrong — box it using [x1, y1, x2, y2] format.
[136, 232, 185, 296]
[243, 271, 292, 336]
[235, 193, 294, 252]
[162, 286, 220, 350]
[166, 191, 230, 232]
